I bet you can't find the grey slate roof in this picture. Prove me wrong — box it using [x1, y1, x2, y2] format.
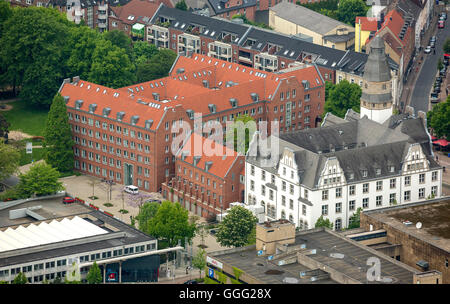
[270, 1, 354, 36]
[208, 0, 257, 14]
[363, 35, 392, 82]
[247, 115, 438, 189]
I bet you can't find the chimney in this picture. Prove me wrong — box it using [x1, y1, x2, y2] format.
[72, 76, 80, 83]
[202, 80, 209, 88]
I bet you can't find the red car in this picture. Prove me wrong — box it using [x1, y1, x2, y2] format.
[63, 197, 75, 204]
[438, 20, 445, 29]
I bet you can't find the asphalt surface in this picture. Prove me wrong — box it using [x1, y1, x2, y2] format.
[410, 14, 450, 113]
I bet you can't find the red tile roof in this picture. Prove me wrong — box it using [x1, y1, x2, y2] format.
[177, 132, 242, 179]
[60, 80, 167, 130]
[355, 17, 378, 32]
[109, 0, 169, 24]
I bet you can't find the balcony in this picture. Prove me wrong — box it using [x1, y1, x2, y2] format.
[178, 33, 200, 56]
[254, 53, 278, 72]
[208, 41, 232, 62]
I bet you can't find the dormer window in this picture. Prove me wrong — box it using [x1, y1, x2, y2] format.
[389, 166, 395, 173]
[362, 170, 368, 178]
[376, 168, 381, 175]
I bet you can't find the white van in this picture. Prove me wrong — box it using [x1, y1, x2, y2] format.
[124, 185, 139, 195]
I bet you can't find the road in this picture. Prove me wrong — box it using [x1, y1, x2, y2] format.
[409, 11, 450, 113]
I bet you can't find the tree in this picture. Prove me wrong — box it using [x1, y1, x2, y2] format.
[0, 139, 20, 180]
[0, 0, 13, 34]
[175, 0, 188, 11]
[147, 201, 197, 248]
[0, 113, 9, 142]
[17, 162, 64, 197]
[102, 29, 132, 54]
[86, 261, 102, 284]
[132, 41, 158, 67]
[192, 248, 206, 278]
[136, 49, 177, 82]
[444, 38, 450, 54]
[323, 79, 361, 118]
[438, 58, 444, 71]
[88, 38, 136, 88]
[136, 201, 160, 233]
[216, 206, 257, 248]
[225, 114, 256, 154]
[348, 207, 362, 229]
[0, 7, 72, 105]
[337, 0, 368, 26]
[87, 177, 101, 199]
[314, 215, 333, 229]
[43, 93, 74, 173]
[65, 25, 101, 79]
[12, 272, 28, 284]
[427, 96, 450, 139]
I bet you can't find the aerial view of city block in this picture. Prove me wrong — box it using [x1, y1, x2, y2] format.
[0, 0, 449, 292]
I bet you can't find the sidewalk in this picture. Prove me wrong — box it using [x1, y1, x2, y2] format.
[434, 148, 450, 196]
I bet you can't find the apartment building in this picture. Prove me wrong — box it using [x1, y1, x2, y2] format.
[161, 133, 245, 218]
[59, 53, 324, 193]
[147, 4, 399, 85]
[245, 113, 442, 230]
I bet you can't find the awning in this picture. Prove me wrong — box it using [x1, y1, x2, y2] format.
[433, 139, 449, 146]
[431, 135, 437, 140]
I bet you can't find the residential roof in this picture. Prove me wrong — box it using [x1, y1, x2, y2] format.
[355, 17, 378, 32]
[208, 0, 257, 14]
[109, 0, 164, 25]
[270, 1, 354, 36]
[177, 132, 242, 179]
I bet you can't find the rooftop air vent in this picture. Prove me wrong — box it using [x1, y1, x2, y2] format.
[145, 119, 153, 129]
[75, 99, 84, 109]
[102, 107, 111, 117]
[116, 111, 125, 121]
[152, 93, 160, 101]
[88, 103, 97, 113]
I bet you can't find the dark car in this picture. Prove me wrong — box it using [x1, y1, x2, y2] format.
[436, 76, 443, 82]
[183, 280, 198, 284]
[444, 59, 449, 66]
[434, 87, 441, 94]
[440, 68, 447, 77]
[63, 197, 76, 204]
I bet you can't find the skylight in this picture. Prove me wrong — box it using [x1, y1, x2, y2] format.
[174, 22, 179, 27]
[283, 50, 289, 55]
[204, 30, 209, 35]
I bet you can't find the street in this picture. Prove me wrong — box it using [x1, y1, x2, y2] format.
[409, 8, 450, 113]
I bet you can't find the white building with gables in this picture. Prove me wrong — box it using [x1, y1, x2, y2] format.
[244, 112, 442, 230]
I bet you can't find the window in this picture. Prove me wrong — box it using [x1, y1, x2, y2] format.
[302, 204, 306, 216]
[289, 184, 294, 195]
[363, 183, 369, 193]
[390, 178, 396, 189]
[349, 200, 355, 211]
[250, 165, 255, 176]
[412, 171, 422, 183]
[363, 198, 369, 208]
[336, 187, 342, 198]
[376, 195, 382, 207]
[282, 181, 286, 191]
[432, 171, 438, 181]
[431, 186, 437, 196]
[349, 185, 355, 195]
[404, 190, 411, 201]
[322, 205, 328, 215]
[281, 195, 286, 206]
[419, 188, 425, 199]
[250, 180, 254, 191]
[335, 202, 342, 213]
[405, 176, 411, 186]
[376, 181, 383, 191]
[322, 190, 328, 200]
[261, 185, 266, 196]
[389, 193, 396, 204]
[261, 170, 266, 181]
[269, 190, 274, 201]
[335, 218, 342, 230]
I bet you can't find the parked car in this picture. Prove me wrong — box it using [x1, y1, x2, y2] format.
[442, 12, 447, 20]
[63, 197, 76, 204]
[124, 185, 139, 195]
[209, 229, 217, 235]
[436, 76, 443, 82]
[434, 87, 441, 94]
[438, 20, 445, 29]
[424, 46, 432, 54]
[440, 68, 447, 77]
[430, 41, 436, 48]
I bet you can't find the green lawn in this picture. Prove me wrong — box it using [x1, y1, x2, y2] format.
[2, 99, 48, 136]
[19, 147, 45, 166]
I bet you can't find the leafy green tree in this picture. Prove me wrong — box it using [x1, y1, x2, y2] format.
[0, 0, 13, 33]
[66, 25, 101, 79]
[337, 0, 368, 26]
[225, 114, 256, 155]
[86, 261, 102, 284]
[427, 96, 450, 139]
[136, 201, 160, 233]
[444, 38, 450, 54]
[17, 162, 64, 197]
[216, 206, 258, 248]
[88, 38, 136, 88]
[147, 201, 196, 248]
[12, 272, 28, 284]
[323, 79, 361, 118]
[136, 49, 177, 82]
[0, 113, 9, 141]
[0, 7, 72, 106]
[192, 248, 207, 278]
[348, 207, 362, 229]
[43, 93, 74, 173]
[103, 29, 132, 54]
[314, 215, 333, 229]
[438, 58, 444, 71]
[132, 41, 158, 67]
[175, 0, 188, 11]
[0, 139, 20, 180]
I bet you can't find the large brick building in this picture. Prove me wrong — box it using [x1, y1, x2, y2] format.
[162, 133, 245, 218]
[59, 53, 324, 195]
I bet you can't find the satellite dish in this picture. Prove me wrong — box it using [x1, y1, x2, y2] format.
[416, 222, 422, 229]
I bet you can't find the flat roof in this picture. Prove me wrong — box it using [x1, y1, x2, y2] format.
[210, 228, 417, 284]
[363, 198, 450, 252]
[0, 198, 156, 268]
